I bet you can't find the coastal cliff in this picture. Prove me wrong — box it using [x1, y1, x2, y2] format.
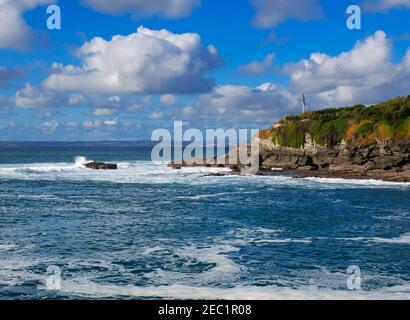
[171, 95, 410, 182]
[257, 96, 410, 182]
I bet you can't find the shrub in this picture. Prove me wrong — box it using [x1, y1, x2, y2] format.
[275, 122, 307, 148]
[356, 120, 375, 136]
[309, 118, 348, 146]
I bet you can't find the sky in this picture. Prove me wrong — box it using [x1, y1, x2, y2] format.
[0, 0, 410, 141]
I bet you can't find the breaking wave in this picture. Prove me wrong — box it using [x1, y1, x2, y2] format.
[0, 158, 409, 189]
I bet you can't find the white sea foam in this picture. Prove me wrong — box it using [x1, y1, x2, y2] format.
[0, 158, 409, 189]
[1, 254, 409, 300]
[369, 233, 410, 244]
[251, 239, 312, 244]
[0, 243, 16, 251]
[226, 227, 311, 246]
[176, 192, 233, 200]
[0, 158, 230, 184]
[74, 156, 89, 167]
[142, 246, 167, 255]
[144, 244, 242, 285]
[55, 279, 410, 300]
[303, 177, 410, 188]
[339, 233, 410, 244]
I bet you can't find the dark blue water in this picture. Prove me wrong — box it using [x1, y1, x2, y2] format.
[0, 146, 409, 299]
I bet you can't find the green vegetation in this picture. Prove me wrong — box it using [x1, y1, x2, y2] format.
[267, 95, 410, 148]
[274, 122, 307, 148]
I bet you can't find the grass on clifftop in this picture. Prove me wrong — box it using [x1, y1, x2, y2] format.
[260, 95, 410, 148]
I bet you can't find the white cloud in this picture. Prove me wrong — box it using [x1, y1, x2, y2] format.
[34, 111, 52, 119]
[44, 26, 221, 95]
[13, 83, 79, 109]
[181, 106, 195, 116]
[160, 94, 177, 105]
[108, 96, 121, 103]
[90, 108, 118, 116]
[0, 0, 52, 50]
[180, 82, 298, 124]
[83, 120, 102, 129]
[40, 120, 59, 133]
[364, 0, 410, 11]
[104, 119, 117, 127]
[149, 111, 164, 120]
[68, 93, 86, 106]
[284, 30, 410, 106]
[14, 84, 53, 108]
[239, 53, 275, 75]
[82, 0, 200, 18]
[250, 0, 323, 28]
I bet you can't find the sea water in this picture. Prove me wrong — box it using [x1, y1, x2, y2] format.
[0, 145, 409, 299]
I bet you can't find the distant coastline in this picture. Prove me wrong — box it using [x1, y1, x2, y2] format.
[0, 140, 157, 148]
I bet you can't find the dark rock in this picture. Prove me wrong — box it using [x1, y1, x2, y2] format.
[203, 173, 226, 177]
[352, 156, 367, 165]
[298, 156, 314, 166]
[320, 163, 330, 169]
[229, 164, 241, 172]
[371, 155, 406, 170]
[402, 163, 410, 170]
[85, 162, 117, 170]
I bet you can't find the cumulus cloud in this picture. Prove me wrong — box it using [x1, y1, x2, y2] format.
[44, 27, 221, 95]
[364, 0, 410, 12]
[14, 84, 55, 108]
[284, 30, 410, 106]
[180, 82, 298, 125]
[13, 84, 86, 108]
[0, 0, 52, 49]
[250, 0, 323, 28]
[81, 0, 200, 18]
[239, 53, 275, 75]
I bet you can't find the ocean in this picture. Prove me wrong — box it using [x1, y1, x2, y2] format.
[0, 144, 409, 300]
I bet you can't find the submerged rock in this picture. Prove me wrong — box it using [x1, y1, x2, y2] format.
[85, 162, 118, 170]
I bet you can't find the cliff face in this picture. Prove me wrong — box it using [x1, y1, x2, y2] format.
[258, 135, 410, 181]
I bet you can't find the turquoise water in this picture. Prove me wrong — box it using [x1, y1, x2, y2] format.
[0, 146, 409, 299]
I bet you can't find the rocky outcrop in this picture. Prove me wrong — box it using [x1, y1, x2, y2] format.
[169, 137, 410, 182]
[259, 138, 410, 182]
[85, 162, 118, 170]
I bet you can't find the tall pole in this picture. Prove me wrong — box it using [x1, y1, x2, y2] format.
[302, 94, 306, 114]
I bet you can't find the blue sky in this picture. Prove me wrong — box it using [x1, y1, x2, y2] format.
[1, 0, 410, 140]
